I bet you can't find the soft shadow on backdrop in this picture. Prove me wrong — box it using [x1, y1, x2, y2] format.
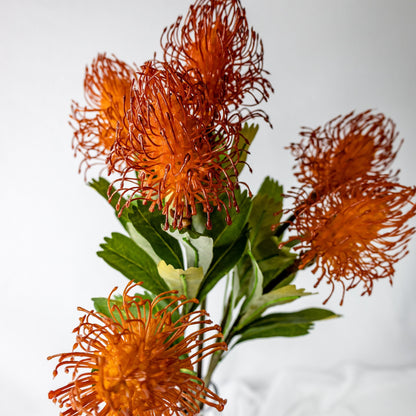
[1, 1, 415, 415]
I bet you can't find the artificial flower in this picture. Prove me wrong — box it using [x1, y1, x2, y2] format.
[286, 181, 416, 304]
[71, 53, 137, 174]
[289, 110, 401, 197]
[108, 61, 243, 230]
[48, 281, 227, 416]
[161, 0, 273, 117]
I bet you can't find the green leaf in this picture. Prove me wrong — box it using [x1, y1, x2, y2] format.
[157, 260, 204, 299]
[128, 205, 184, 269]
[89, 177, 130, 229]
[92, 297, 113, 319]
[97, 232, 169, 294]
[240, 247, 264, 313]
[252, 238, 298, 289]
[233, 123, 259, 176]
[167, 229, 214, 273]
[196, 228, 248, 304]
[257, 176, 284, 206]
[236, 308, 339, 344]
[92, 291, 181, 324]
[125, 222, 162, 265]
[204, 189, 252, 248]
[92, 295, 124, 323]
[238, 284, 312, 329]
[254, 240, 295, 272]
[223, 267, 241, 336]
[249, 177, 283, 247]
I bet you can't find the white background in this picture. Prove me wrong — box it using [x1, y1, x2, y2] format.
[1, 1, 416, 415]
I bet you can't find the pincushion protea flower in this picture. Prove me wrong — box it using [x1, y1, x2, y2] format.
[161, 0, 273, 117]
[71, 54, 137, 174]
[48, 281, 227, 416]
[109, 61, 243, 230]
[287, 182, 416, 304]
[289, 110, 401, 197]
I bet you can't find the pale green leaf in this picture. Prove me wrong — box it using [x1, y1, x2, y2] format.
[238, 285, 312, 329]
[157, 260, 204, 299]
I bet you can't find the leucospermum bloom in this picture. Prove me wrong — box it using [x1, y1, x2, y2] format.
[162, 0, 273, 117]
[71, 54, 137, 174]
[109, 61, 243, 230]
[288, 182, 416, 304]
[48, 281, 227, 416]
[289, 110, 401, 197]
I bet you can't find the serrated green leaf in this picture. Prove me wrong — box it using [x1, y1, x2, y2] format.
[257, 176, 284, 205]
[249, 177, 284, 247]
[235, 308, 339, 344]
[238, 284, 312, 329]
[128, 205, 184, 269]
[196, 229, 248, 304]
[89, 177, 130, 229]
[204, 189, 252, 248]
[89, 178, 164, 264]
[97, 232, 169, 294]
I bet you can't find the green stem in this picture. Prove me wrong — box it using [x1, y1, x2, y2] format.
[197, 298, 207, 380]
[203, 349, 224, 391]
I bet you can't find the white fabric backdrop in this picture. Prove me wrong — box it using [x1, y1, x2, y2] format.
[1, 1, 415, 415]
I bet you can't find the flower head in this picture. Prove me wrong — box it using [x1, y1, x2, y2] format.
[48, 281, 227, 416]
[71, 54, 137, 175]
[289, 110, 401, 197]
[161, 0, 273, 116]
[288, 182, 416, 304]
[109, 61, 243, 230]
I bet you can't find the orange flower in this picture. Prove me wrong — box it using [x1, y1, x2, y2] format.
[288, 182, 416, 304]
[161, 0, 273, 117]
[71, 54, 137, 175]
[48, 281, 227, 416]
[289, 110, 401, 197]
[109, 61, 243, 230]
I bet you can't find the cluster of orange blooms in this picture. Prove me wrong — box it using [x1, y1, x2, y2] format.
[71, 0, 272, 230]
[286, 110, 416, 303]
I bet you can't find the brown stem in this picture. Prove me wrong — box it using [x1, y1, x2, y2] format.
[274, 213, 296, 237]
[275, 191, 318, 238]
